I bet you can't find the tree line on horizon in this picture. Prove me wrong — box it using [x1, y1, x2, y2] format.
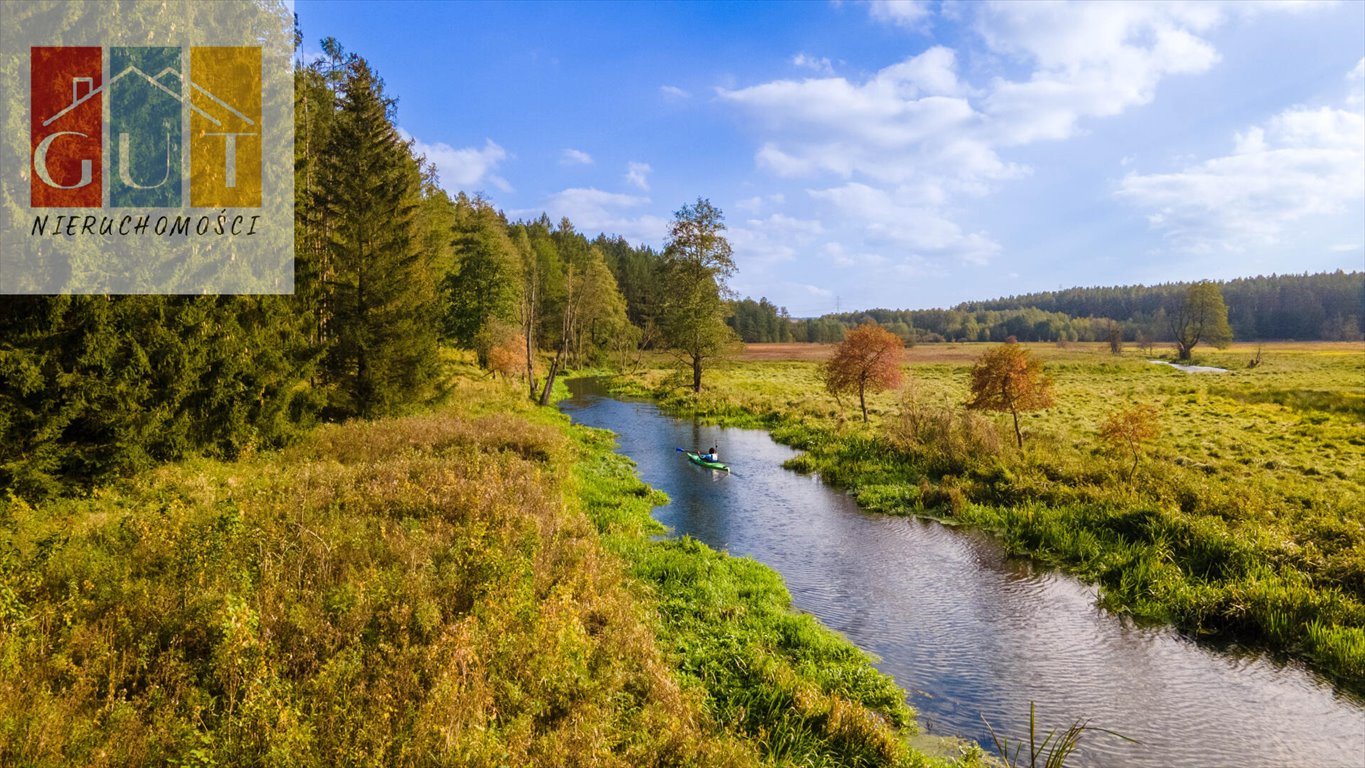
[729, 270, 1363, 345]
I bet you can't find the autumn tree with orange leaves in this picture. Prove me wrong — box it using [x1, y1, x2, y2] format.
[1099, 403, 1160, 480]
[966, 341, 1054, 448]
[823, 324, 904, 422]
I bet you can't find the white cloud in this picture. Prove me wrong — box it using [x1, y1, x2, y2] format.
[809, 182, 1001, 264]
[823, 241, 888, 268]
[719, 46, 1009, 187]
[625, 161, 652, 191]
[717, 1, 1331, 278]
[792, 52, 834, 75]
[660, 84, 691, 100]
[533, 187, 669, 246]
[1348, 57, 1365, 109]
[401, 130, 511, 193]
[728, 213, 825, 271]
[561, 148, 594, 166]
[1116, 97, 1365, 252]
[735, 193, 786, 214]
[976, 2, 1224, 145]
[866, 0, 933, 30]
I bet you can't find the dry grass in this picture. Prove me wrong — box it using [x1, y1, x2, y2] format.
[0, 378, 758, 767]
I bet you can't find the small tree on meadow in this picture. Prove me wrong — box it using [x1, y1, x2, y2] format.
[1169, 281, 1233, 360]
[1099, 403, 1160, 481]
[1106, 321, 1123, 355]
[966, 341, 1054, 449]
[823, 323, 904, 422]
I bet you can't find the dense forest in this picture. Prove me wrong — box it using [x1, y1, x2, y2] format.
[727, 271, 1364, 345]
[0, 38, 737, 498]
[961, 272, 1364, 342]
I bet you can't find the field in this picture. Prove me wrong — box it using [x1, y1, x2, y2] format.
[0, 361, 976, 767]
[615, 341, 1365, 691]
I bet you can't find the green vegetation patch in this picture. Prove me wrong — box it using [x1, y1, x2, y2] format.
[613, 344, 1365, 693]
[572, 429, 978, 768]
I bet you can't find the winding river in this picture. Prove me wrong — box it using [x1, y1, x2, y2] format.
[561, 379, 1365, 767]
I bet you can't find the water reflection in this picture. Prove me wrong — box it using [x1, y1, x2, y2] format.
[561, 379, 1365, 767]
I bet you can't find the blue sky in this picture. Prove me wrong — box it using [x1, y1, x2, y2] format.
[295, 0, 1365, 315]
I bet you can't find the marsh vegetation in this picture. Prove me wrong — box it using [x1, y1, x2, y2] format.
[612, 341, 1365, 691]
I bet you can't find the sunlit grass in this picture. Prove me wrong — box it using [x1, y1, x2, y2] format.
[0, 378, 759, 766]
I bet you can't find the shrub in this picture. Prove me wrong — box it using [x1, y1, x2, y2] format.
[889, 387, 1002, 474]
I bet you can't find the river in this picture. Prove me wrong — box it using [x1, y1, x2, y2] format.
[559, 379, 1365, 767]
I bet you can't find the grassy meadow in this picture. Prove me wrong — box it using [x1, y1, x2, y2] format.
[612, 341, 1365, 692]
[0, 358, 981, 767]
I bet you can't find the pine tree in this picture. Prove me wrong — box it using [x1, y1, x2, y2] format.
[443, 195, 523, 367]
[314, 59, 438, 418]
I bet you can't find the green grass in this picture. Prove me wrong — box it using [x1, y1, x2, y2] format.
[572, 430, 981, 767]
[608, 343, 1365, 693]
[0, 365, 985, 767]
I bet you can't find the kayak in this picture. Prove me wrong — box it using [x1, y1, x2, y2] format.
[679, 449, 729, 472]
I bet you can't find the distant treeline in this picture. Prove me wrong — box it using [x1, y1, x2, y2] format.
[961, 271, 1364, 342]
[724, 271, 1364, 344]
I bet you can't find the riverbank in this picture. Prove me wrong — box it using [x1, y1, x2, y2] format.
[606, 342, 1365, 694]
[0, 368, 972, 766]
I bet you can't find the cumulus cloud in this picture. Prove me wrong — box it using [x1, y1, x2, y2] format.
[735, 193, 786, 214]
[1116, 99, 1365, 252]
[727, 213, 825, 271]
[625, 161, 652, 191]
[722, 5, 1252, 182]
[976, 2, 1223, 145]
[561, 148, 593, 166]
[401, 130, 511, 194]
[717, 1, 1330, 275]
[1348, 56, 1365, 109]
[792, 52, 834, 75]
[719, 46, 1008, 188]
[866, 0, 933, 30]
[660, 84, 691, 100]
[535, 187, 669, 246]
[809, 183, 1001, 265]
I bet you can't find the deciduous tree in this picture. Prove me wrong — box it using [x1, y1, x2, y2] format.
[1169, 281, 1232, 360]
[823, 323, 904, 422]
[1099, 403, 1160, 481]
[659, 198, 737, 392]
[966, 342, 1054, 448]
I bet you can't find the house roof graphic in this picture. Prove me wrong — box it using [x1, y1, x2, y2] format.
[41, 66, 255, 128]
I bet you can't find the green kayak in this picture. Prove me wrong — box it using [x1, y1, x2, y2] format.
[679, 448, 729, 472]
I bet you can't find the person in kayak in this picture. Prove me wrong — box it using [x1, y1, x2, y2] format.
[701, 445, 719, 462]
